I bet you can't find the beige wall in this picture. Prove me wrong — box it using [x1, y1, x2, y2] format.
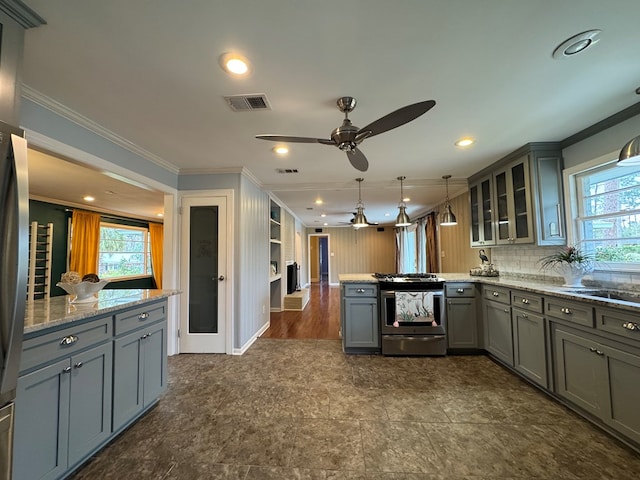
[305, 226, 396, 284]
[437, 191, 483, 273]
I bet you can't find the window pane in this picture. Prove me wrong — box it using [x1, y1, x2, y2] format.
[98, 224, 151, 278]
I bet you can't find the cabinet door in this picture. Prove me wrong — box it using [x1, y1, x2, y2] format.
[142, 322, 167, 408]
[494, 156, 533, 244]
[447, 297, 478, 349]
[469, 176, 495, 247]
[14, 358, 70, 480]
[112, 331, 144, 432]
[484, 300, 513, 365]
[602, 344, 640, 445]
[554, 328, 605, 417]
[343, 297, 379, 349]
[532, 153, 566, 245]
[68, 343, 113, 467]
[512, 309, 547, 388]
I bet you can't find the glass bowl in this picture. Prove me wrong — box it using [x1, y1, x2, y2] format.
[56, 280, 109, 303]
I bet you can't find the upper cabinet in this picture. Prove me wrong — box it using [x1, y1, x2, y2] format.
[468, 143, 565, 247]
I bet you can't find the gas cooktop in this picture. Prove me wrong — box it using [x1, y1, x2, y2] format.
[373, 273, 444, 282]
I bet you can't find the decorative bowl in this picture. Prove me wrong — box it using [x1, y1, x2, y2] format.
[56, 280, 110, 303]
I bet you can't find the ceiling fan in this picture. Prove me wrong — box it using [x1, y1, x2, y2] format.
[338, 212, 379, 226]
[255, 96, 436, 172]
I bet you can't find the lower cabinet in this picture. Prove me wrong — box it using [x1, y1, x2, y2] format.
[446, 297, 478, 349]
[13, 342, 112, 480]
[483, 299, 513, 366]
[512, 308, 547, 388]
[341, 283, 379, 353]
[553, 326, 640, 445]
[113, 320, 167, 432]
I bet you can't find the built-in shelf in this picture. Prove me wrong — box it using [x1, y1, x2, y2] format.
[269, 199, 283, 311]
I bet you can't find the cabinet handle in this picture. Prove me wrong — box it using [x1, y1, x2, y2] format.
[62, 366, 72, 374]
[492, 292, 499, 297]
[521, 298, 530, 304]
[623, 322, 640, 331]
[503, 309, 509, 313]
[60, 335, 79, 346]
[74, 362, 83, 369]
[560, 307, 572, 315]
[138, 312, 150, 320]
[141, 333, 149, 339]
[356, 288, 366, 294]
[522, 313, 528, 319]
[595, 350, 604, 356]
[457, 288, 464, 294]
[589, 347, 597, 352]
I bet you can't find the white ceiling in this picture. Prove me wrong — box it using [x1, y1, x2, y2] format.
[20, 0, 640, 227]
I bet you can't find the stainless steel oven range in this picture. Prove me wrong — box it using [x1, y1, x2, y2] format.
[374, 273, 446, 356]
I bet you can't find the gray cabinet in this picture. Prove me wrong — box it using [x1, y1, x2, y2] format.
[13, 342, 112, 480]
[446, 283, 480, 350]
[482, 286, 513, 365]
[469, 175, 495, 247]
[468, 142, 565, 247]
[553, 326, 640, 445]
[341, 283, 379, 353]
[113, 308, 167, 432]
[512, 308, 547, 388]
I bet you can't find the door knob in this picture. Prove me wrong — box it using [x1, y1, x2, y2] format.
[218, 275, 225, 281]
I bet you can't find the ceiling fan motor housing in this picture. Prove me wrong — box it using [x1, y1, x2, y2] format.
[332, 120, 359, 151]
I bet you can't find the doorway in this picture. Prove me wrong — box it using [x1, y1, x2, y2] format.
[308, 234, 330, 284]
[179, 193, 232, 353]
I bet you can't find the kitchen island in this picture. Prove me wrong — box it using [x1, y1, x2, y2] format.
[14, 289, 178, 480]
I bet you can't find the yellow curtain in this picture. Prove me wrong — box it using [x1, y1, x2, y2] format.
[70, 210, 101, 277]
[149, 223, 164, 289]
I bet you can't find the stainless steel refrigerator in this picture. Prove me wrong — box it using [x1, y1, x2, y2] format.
[0, 121, 29, 480]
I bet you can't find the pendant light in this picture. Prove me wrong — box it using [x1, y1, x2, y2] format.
[440, 174, 457, 226]
[395, 176, 412, 227]
[618, 135, 640, 166]
[353, 178, 369, 228]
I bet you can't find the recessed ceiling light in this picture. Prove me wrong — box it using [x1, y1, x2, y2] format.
[315, 199, 323, 205]
[323, 222, 328, 226]
[455, 137, 475, 147]
[219, 52, 251, 76]
[272, 145, 289, 155]
[403, 197, 410, 202]
[320, 213, 327, 217]
[83, 195, 95, 202]
[552, 30, 601, 59]
[157, 213, 164, 218]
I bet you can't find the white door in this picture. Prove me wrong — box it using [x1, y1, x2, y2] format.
[180, 195, 228, 353]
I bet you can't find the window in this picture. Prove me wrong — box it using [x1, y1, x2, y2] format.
[98, 223, 152, 279]
[573, 160, 640, 269]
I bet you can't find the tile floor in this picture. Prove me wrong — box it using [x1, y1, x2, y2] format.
[70, 339, 640, 479]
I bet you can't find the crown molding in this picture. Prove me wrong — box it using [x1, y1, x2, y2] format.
[263, 177, 468, 192]
[21, 85, 180, 174]
[0, 0, 46, 28]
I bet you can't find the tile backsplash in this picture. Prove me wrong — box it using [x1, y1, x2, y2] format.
[489, 245, 640, 292]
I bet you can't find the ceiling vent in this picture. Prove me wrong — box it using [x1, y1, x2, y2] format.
[224, 94, 271, 111]
[276, 168, 299, 174]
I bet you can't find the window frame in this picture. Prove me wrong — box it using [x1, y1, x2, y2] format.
[98, 222, 153, 281]
[564, 150, 640, 273]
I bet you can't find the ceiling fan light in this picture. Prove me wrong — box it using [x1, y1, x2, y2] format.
[395, 205, 412, 227]
[618, 135, 640, 166]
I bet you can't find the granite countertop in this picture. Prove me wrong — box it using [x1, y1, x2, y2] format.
[24, 289, 180, 335]
[339, 273, 640, 313]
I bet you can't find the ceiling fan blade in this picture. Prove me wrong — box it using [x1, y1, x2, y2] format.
[346, 148, 369, 172]
[357, 100, 436, 138]
[255, 134, 334, 145]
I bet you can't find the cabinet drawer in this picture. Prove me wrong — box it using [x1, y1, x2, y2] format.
[344, 284, 378, 297]
[545, 297, 594, 328]
[595, 307, 640, 341]
[511, 290, 543, 313]
[114, 301, 167, 336]
[445, 283, 476, 298]
[21, 316, 112, 372]
[482, 285, 510, 305]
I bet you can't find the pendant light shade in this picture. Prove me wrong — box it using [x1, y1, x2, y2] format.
[618, 135, 640, 166]
[440, 175, 458, 226]
[353, 178, 369, 228]
[395, 176, 412, 227]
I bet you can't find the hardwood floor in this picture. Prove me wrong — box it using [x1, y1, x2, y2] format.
[261, 282, 341, 339]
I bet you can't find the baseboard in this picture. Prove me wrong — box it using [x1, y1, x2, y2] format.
[232, 320, 270, 355]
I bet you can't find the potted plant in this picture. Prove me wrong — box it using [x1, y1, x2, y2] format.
[539, 245, 594, 287]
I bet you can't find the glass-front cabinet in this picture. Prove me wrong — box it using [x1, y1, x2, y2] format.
[468, 142, 565, 247]
[469, 174, 495, 247]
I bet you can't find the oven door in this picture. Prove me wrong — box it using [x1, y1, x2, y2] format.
[380, 289, 445, 335]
